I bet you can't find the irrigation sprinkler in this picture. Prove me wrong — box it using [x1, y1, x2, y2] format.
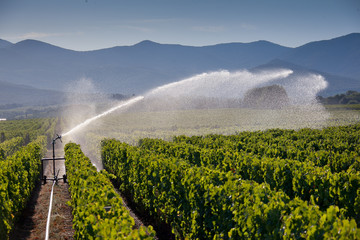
[41, 135, 68, 240]
[41, 134, 66, 184]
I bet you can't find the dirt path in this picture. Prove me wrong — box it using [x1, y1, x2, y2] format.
[10, 149, 74, 240]
[9, 181, 74, 240]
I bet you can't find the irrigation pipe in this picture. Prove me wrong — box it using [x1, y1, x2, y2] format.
[45, 180, 56, 240]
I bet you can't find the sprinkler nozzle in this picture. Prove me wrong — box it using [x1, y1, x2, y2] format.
[53, 134, 62, 144]
[56, 134, 62, 142]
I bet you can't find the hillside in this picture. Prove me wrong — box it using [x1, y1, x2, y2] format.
[0, 33, 359, 102]
[0, 81, 65, 106]
[0, 39, 12, 48]
[0, 39, 290, 94]
[280, 33, 360, 79]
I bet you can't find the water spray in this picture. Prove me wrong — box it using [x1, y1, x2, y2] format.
[62, 96, 144, 137]
[61, 69, 295, 139]
[60, 68, 330, 166]
[148, 69, 294, 99]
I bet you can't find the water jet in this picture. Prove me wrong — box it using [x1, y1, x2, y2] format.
[61, 68, 330, 167]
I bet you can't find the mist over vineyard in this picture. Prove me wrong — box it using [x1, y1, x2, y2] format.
[59, 67, 339, 169]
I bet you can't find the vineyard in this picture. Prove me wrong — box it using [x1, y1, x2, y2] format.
[0, 136, 47, 239]
[0, 118, 58, 146]
[64, 143, 155, 239]
[1, 111, 360, 239]
[0, 118, 57, 240]
[101, 123, 360, 239]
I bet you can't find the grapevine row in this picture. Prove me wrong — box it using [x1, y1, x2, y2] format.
[0, 137, 24, 160]
[173, 124, 360, 173]
[0, 136, 47, 240]
[0, 118, 58, 145]
[139, 137, 360, 224]
[101, 139, 360, 239]
[64, 143, 155, 239]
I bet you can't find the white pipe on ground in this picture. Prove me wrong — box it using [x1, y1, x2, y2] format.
[45, 180, 56, 240]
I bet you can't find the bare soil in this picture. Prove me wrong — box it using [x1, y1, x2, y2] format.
[9, 181, 74, 240]
[9, 150, 74, 240]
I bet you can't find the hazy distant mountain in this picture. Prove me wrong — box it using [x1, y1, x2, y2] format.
[0, 81, 64, 106]
[0, 38, 290, 94]
[0, 33, 359, 105]
[0, 39, 12, 48]
[279, 33, 360, 79]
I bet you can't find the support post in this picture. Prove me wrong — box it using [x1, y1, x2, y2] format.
[52, 138, 56, 179]
[51, 134, 62, 180]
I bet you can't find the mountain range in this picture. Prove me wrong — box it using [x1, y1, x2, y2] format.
[0, 33, 359, 106]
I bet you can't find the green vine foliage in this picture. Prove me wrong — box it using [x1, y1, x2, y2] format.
[101, 123, 360, 239]
[140, 124, 360, 224]
[0, 118, 58, 146]
[0, 136, 46, 240]
[0, 137, 24, 160]
[64, 143, 155, 239]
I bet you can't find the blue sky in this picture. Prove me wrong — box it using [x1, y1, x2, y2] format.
[0, 0, 359, 51]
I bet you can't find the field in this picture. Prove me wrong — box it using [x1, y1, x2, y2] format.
[101, 123, 360, 239]
[64, 104, 360, 140]
[0, 118, 58, 239]
[1, 105, 360, 239]
[61, 104, 360, 238]
[62, 104, 360, 168]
